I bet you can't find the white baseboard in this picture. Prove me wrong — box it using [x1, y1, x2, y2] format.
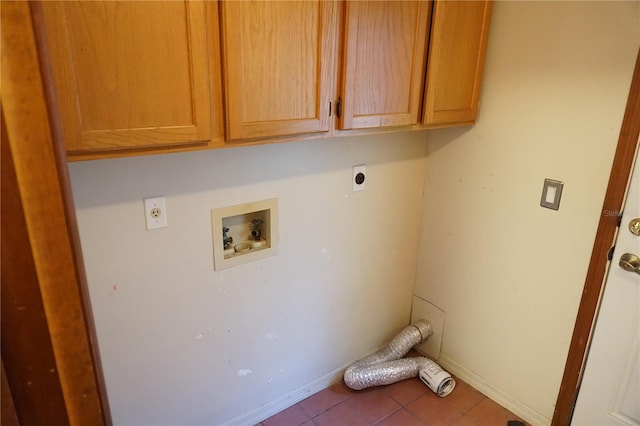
[222, 367, 346, 426]
[437, 354, 551, 426]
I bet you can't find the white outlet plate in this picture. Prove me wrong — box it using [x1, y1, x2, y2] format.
[143, 196, 167, 230]
[411, 296, 445, 360]
[353, 164, 366, 192]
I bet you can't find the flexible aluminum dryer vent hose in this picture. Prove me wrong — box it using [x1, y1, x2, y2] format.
[344, 320, 456, 397]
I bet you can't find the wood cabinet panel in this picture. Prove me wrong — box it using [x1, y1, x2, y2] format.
[423, 0, 492, 126]
[40, 1, 215, 154]
[37, 0, 492, 159]
[340, 1, 431, 130]
[221, 1, 339, 141]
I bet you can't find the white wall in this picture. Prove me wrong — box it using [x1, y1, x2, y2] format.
[414, 1, 640, 424]
[70, 2, 640, 424]
[69, 132, 428, 425]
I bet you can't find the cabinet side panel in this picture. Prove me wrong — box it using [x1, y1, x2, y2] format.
[206, 1, 225, 145]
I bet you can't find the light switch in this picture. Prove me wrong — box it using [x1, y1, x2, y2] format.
[544, 185, 557, 204]
[540, 179, 563, 210]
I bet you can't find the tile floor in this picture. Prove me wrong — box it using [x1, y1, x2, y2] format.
[258, 375, 528, 426]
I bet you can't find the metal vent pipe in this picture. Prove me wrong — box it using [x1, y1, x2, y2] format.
[344, 320, 455, 397]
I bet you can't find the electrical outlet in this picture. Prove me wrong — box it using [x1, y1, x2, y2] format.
[353, 164, 366, 192]
[143, 196, 167, 230]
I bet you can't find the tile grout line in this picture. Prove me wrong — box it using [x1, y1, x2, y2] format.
[371, 405, 403, 426]
[307, 392, 354, 424]
[446, 411, 465, 426]
[448, 391, 485, 415]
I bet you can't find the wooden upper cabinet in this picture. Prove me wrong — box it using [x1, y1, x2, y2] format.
[36, 0, 492, 159]
[423, 0, 492, 127]
[220, 1, 339, 141]
[39, 1, 220, 156]
[339, 1, 432, 130]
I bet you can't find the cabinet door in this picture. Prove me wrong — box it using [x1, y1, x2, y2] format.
[40, 1, 215, 155]
[339, 1, 431, 130]
[221, 1, 339, 141]
[423, 0, 492, 126]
